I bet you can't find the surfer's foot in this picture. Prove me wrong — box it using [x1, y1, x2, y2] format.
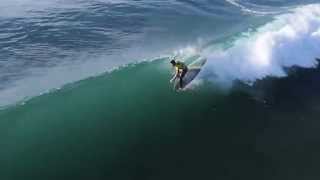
[177, 88, 185, 92]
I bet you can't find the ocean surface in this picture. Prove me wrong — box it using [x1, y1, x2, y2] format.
[1, 0, 320, 179]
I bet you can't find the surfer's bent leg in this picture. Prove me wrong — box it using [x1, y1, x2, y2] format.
[179, 69, 187, 88]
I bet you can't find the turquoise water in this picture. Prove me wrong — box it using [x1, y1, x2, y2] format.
[1, 59, 320, 179]
[1, 0, 320, 179]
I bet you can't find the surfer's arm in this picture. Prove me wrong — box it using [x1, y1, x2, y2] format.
[170, 70, 178, 83]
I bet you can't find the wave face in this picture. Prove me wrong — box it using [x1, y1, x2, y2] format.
[2, 58, 320, 180]
[2, 1, 320, 180]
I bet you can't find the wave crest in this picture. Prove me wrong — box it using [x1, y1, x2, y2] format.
[201, 4, 320, 86]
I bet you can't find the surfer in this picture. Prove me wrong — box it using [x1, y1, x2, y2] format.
[170, 59, 188, 89]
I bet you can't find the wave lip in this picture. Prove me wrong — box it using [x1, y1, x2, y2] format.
[201, 4, 320, 85]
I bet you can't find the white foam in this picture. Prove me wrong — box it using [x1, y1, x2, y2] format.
[200, 4, 320, 87]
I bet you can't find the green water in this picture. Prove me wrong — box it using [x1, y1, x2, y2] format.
[1, 59, 320, 179]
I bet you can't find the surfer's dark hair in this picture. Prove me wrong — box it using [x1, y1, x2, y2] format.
[170, 60, 176, 65]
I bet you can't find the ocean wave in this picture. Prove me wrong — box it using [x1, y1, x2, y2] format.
[0, 1, 318, 108]
[200, 4, 320, 86]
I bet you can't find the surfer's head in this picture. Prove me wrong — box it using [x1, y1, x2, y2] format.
[170, 60, 176, 66]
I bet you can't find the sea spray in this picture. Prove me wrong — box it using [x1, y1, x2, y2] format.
[200, 4, 320, 86]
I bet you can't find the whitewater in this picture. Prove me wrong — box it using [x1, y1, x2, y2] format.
[200, 4, 320, 85]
